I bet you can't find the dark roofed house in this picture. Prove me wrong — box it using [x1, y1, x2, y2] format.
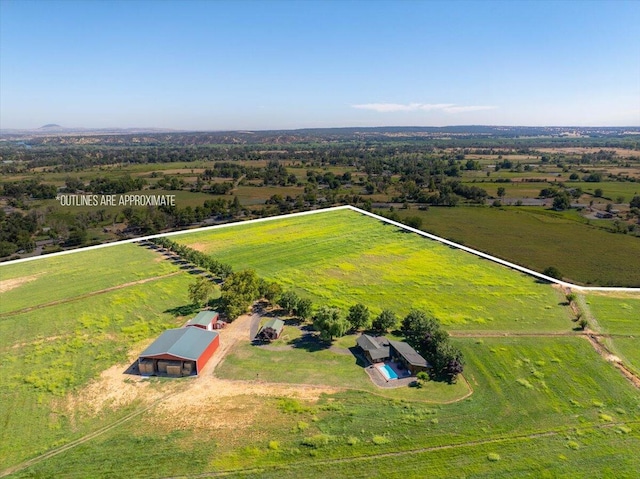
[138, 327, 219, 377]
[186, 311, 220, 331]
[257, 318, 285, 342]
[356, 334, 390, 363]
[388, 340, 430, 375]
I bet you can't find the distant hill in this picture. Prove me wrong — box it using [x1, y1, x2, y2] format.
[39, 124, 62, 129]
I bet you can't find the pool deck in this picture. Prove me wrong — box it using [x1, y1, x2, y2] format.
[365, 362, 415, 389]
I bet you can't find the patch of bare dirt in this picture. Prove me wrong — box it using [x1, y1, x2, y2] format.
[0, 273, 42, 293]
[186, 242, 208, 253]
[66, 364, 173, 417]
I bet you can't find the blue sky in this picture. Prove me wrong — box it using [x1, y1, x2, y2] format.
[1, 0, 639, 130]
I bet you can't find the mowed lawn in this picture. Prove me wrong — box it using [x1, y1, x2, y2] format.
[0, 244, 180, 314]
[216, 340, 470, 403]
[176, 209, 570, 333]
[14, 337, 640, 479]
[393, 206, 640, 287]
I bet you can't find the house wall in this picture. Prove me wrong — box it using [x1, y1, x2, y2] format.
[195, 334, 220, 374]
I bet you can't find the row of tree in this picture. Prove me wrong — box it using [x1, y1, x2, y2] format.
[150, 237, 233, 279]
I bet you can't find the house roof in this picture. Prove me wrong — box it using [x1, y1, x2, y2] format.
[187, 310, 219, 327]
[388, 340, 429, 367]
[261, 318, 285, 334]
[139, 328, 218, 361]
[357, 334, 390, 360]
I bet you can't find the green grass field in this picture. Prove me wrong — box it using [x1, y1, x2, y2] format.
[177, 209, 571, 332]
[12, 338, 640, 478]
[0, 244, 180, 314]
[393, 206, 640, 287]
[1, 209, 638, 478]
[583, 292, 640, 376]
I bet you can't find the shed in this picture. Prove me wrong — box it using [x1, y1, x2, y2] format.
[356, 334, 390, 363]
[138, 327, 219, 376]
[257, 318, 285, 342]
[388, 340, 430, 375]
[186, 311, 220, 331]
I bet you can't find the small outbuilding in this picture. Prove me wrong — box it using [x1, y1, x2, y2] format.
[138, 327, 219, 376]
[186, 311, 220, 331]
[257, 318, 285, 342]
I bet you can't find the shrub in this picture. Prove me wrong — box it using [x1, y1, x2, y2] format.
[566, 441, 580, 450]
[487, 453, 501, 462]
[301, 434, 333, 448]
[372, 435, 390, 445]
[268, 440, 279, 450]
[346, 436, 359, 446]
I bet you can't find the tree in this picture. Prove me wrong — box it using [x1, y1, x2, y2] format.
[401, 310, 439, 348]
[259, 280, 282, 302]
[294, 298, 313, 320]
[313, 306, 349, 341]
[552, 192, 571, 211]
[346, 303, 370, 331]
[220, 269, 261, 320]
[188, 277, 215, 307]
[497, 187, 506, 199]
[594, 188, 603, 198]
[543, 266, 563, 280]
[278, 291, 300, 315]
[630, 195, 640, 209]
[372, 309, 397, 333]
[403, 216, 423, 229]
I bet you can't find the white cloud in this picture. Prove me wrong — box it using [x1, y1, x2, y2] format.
[351, 102, 497, 114]
[442, 105, 497, 113]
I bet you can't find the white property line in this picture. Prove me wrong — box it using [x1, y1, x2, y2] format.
[1, 204, 638, 293]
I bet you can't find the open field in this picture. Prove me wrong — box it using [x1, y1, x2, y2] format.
[0, 244, 180, 314]
[0, 271, 194, 469]
[177, 209, 571, 332]
[584, 292, 640, 376]
[1, 209, 638, 478]
[10, 338, 640, 478]
[585, 293, 640, 335]
[392, 206, 640, 287]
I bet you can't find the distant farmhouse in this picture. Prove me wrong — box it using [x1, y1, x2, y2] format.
[257, 318, 285, 342]
[186, 310, 226, 330]
[357, 334, 429, 375]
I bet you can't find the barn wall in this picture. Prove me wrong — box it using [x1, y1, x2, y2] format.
[196, 334, 220, 374]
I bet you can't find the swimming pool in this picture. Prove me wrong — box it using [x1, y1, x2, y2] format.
[378, 363, 399, 380]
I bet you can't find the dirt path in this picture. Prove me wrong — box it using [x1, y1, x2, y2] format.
[0, 272, 181, 318]
[585, 334, 640, 389]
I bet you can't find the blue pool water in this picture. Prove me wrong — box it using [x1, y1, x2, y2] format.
[379, 363, 399, 380]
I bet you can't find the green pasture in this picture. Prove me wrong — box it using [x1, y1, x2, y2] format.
[585, 293, 640, 335]
[176, 209, 571, 332]
[394, 206, 640, 287]
[572, 181, 640, 202]
[0, 244, 180, 314]
[0, 272, 194, 469]
[14, 337, 640, 478]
